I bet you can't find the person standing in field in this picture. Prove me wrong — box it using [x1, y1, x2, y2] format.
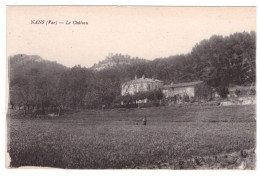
[142, 115, 147, 126]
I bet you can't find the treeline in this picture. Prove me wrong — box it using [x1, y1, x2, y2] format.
[134, 31, 256, 86]
[8, 31, 256, 113]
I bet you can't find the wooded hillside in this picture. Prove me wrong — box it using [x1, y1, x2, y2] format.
[8, 31, 256, 112]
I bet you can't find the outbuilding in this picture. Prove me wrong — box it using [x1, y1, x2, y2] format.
[161, 81, 212, 103]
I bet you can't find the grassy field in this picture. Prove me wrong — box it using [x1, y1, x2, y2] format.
[7, 105, 256, 169]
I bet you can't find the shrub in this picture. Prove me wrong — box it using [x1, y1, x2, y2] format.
[216, 86, 229, 98]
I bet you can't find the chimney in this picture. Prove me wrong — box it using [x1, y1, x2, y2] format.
[171, 82, 174, 86]
[135, 75, 137, 80]
[142, 74, 145, 79]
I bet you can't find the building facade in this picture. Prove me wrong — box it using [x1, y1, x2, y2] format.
[161, 81, 212, 103]
[121, 75, 163, 96]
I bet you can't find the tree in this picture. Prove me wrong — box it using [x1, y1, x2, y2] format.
[8, 31, 256, 114]
[216, 86, 229, 98]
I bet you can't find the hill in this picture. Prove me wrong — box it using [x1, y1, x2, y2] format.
[9, 54, 68, 81]
[92, 53, 147, 71]
[8, 31, 256, 111]
[8, 54, 68, 109]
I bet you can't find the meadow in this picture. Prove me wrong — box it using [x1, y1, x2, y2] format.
[7, 105, 256, 169]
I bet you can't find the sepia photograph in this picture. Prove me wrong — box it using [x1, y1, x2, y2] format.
[6, 6, 256, 169]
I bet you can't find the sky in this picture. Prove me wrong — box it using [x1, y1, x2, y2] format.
[6, 6, 256, 68]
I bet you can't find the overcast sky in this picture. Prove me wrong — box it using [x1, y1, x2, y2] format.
[7, 6, 256, 68]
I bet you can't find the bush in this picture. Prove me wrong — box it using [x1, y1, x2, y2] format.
[216, 86, 229, 98]
[249, 88, 256, 95]
[183, 95, 190, 102]
[235, 89, 241, 96]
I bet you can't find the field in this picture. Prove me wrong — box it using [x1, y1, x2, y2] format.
[7, 105, 256, 169]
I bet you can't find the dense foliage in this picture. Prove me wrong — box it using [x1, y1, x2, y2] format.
[8, 31, 256, 113]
